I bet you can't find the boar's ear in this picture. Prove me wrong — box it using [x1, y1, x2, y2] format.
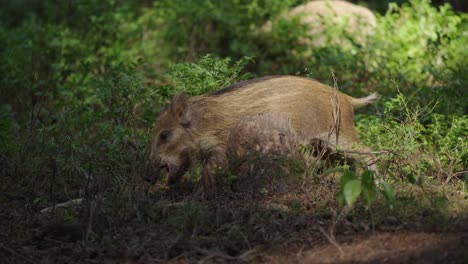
[170, 92, 190, 123]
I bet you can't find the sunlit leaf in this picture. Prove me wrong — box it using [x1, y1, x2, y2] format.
[361, 170, 376, 209]
[381, 181, 396, 204]
[343, 179, 361, 206]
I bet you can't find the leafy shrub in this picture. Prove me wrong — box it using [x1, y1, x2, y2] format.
[423, 114, 467, 178]
[0, 1, 162, 211]
[163, 55, 254, 97]
[357, 93, 467, 185]
[0, 61, 154, 204]
[368, 0, 464, 85]
[0, 0, 468, 257]
[151, 0, 299, 62]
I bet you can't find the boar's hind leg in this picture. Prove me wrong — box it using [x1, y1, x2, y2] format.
[345, 145, 379, 175]
[311, 138, 378, 175]
[342, 148, 378, 176]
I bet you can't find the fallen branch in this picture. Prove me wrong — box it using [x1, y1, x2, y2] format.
[338, 150, 391, 155]
[40, 198, 84, 213]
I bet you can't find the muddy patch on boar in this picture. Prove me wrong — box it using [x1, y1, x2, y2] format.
[146, 75, 379, 195]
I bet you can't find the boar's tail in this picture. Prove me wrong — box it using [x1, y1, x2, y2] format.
[349, 92, 380, 108]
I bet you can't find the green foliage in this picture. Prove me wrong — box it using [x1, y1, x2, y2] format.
[0, 59, 155, 204]
[0, 0, 160, 205]
[357, 92, 467, 184]
[338, 170, 395, 208]
[424, 114, 468, 166]
[0, 1, 467, 261]
[372, 0, 467, 114]
[339, 171, 362, 206]
[361, 170, 377, 208]
[164, 55, 254, 97]
[368, 0, 464, 85]
[381, 181, 396, 204]
[152, 0, 298, 61]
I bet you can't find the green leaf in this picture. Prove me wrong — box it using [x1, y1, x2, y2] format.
[362, 188, 376, 209]
[343, 179, 361, 206]
[361, 170, 374, 188]
[361, 170, 376, 209]
[340, 171, 356, 186]
[381, 181, 396, 204]
[338, 171, 356, 206]
[337, 192, 345, 207]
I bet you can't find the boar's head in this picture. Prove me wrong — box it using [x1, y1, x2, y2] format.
[146, 93, 194, 185]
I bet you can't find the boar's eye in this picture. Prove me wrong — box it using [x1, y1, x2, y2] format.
[159, 130, 171, 143]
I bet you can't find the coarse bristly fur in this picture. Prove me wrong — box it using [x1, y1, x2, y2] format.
[146, 75, 379, 191]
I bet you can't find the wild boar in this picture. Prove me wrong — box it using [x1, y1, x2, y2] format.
[146, 75, 379, 191]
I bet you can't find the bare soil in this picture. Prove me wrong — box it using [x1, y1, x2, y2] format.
[269, 231, 468, 264]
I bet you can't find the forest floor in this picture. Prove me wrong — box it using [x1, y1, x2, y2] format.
[1, 180, 467, 264]
[267, 229, 468, 264]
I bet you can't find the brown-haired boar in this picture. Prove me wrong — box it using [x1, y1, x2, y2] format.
[146, 76, 379, 192]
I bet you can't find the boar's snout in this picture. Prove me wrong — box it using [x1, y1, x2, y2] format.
[144, 159, 185, 185]
[144, 161, 162, 184]
[166, 174, 177, 185]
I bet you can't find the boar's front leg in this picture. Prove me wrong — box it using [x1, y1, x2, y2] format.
[201, 157, 227, 198]
[196, 139, 228, 198]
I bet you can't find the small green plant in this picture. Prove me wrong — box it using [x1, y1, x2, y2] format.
[357, 92, 467, 185]
[163, 55, 254, 97]
[337, 170, 395, 209]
